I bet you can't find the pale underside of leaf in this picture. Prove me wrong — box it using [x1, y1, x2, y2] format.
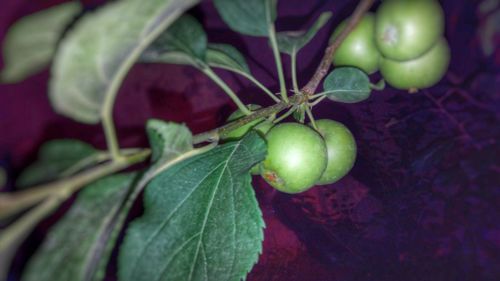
[213, 0, 277, 37]
[49, 0, 200, 123]
[206, 43, 250, 74]
[0, 1, 81, 83]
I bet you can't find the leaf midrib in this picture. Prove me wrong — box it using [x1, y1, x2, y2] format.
[129, 161, 225, 279]
[187, 142, 240, 281]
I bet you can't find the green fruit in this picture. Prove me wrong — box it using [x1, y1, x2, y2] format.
[222, 104, 264, 141]
[331, 13, 380, 74]
[375, 0, 444, 61]
[312, 119, 357, 185]
[254, 120, 274, 136]
[261, 123, 327, 193]
[380, 38, 450, 90]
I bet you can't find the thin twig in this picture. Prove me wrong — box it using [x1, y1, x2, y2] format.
[0, 150, 150, 220]
[273, 105, 298, 124]
[301, 0, 375, 95]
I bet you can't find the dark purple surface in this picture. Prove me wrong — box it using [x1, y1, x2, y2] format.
[1, 0, 499, 281]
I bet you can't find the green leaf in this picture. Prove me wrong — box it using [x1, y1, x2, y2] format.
[322, 67, 372, 103]
[142, 14, 207, 66]
[213, 0, 277, 37]
[146, 119, 193, 165]
[292, 104, 306, 123]
[49, 0, 200, 124]
[119, 131, 266, 281]
[21, 173, 137, 281]
[0, 1, 81, 83]
[34, 120, 195, 281]
[206, 43, 250, 74]
[17, 139, 100, 187]
[277, 12, 332, 55]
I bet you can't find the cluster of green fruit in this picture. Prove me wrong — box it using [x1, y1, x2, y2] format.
[223, 107, 356, 194]
[332, 0, 450, 91]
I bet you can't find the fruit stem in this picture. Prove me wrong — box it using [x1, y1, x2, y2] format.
[202, 67, 252, 115]
[370, 79, 386, 91]
[268, 24, 289, 103]
[305, 106, 318, 130]
[291, 50, 300, 94]
[233, 68, 281, 103]
[301, 0, 375, 95]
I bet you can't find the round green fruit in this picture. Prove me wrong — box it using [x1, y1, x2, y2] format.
[222, 104, 269, 141]
[375, 0, 445, 61]
[380, 38, 450, 90]
[312, 119, 357, 185]
[331, 13, 380, 74]
[261, 123, 327, 193]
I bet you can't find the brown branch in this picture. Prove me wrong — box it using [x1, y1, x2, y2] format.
[301, 0, 375, 95]
[193, 95, 306, 144]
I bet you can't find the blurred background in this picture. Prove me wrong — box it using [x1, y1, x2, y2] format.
[0, 0, 499, 280]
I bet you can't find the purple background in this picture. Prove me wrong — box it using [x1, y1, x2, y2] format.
[1, 0, 499, 280]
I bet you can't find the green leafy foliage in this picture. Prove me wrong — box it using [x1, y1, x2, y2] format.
[0, 1, 81, 83]
[322, 67, 372, 103]
[146, 119, 193, 165]
[49, 120, 196, 281]
[277, 12, 332, 55]
[17, 139, 100, 187]
[206, 43, 250, 74]
[213, 0, 277, 37]
[21, 173, 137, 281]
[119, 132, 266, 281]
[144, 16, 252, 77]
[142, 15, 207, 67]
[49, 0, 200, 123]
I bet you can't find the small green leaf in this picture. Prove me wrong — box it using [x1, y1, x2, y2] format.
[277, 12, 332, 55]
[49, 0, 200, 123]
[206, 43, 250, 74]
[146, 119, 193, 165]
[323, 67, 372, 103]
[0, 1, 81, 83]
[213, 0, 277, 37]
[21, 173, 137, 281]
[142, 14, 207, 66]
[17, 139, 99, 187]
[293, 104, 306, 123]
[119, 132, 266, 281]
